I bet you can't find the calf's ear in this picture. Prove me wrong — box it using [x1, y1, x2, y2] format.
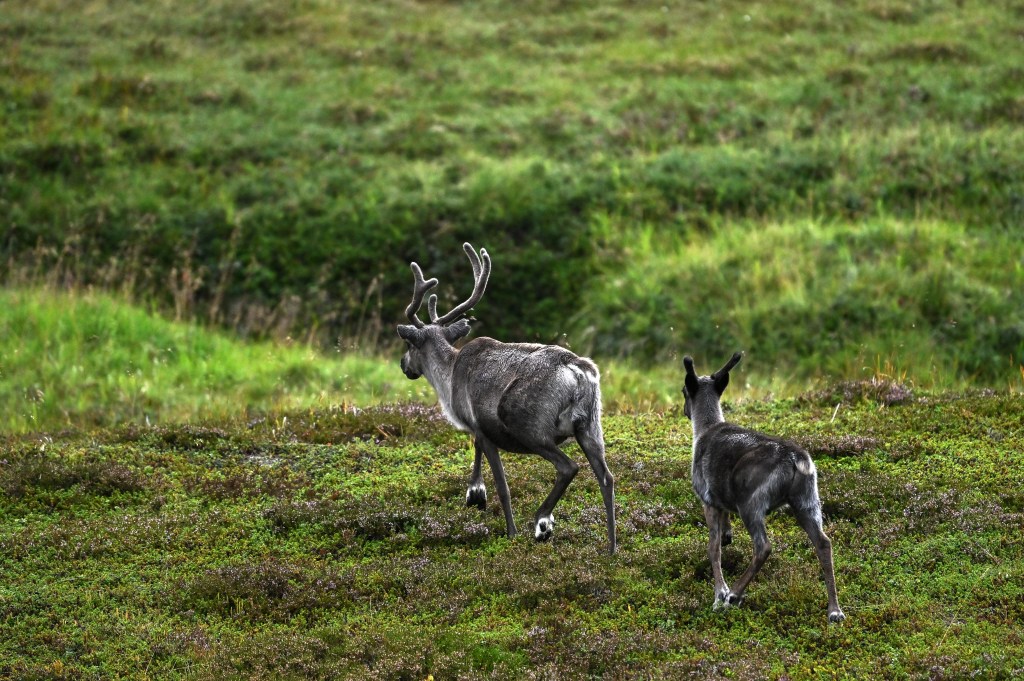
[712, 352, 742, 394]
[683, 356, 700, 396]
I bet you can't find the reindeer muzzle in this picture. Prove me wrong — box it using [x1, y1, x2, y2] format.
[400, 356, 421, 380]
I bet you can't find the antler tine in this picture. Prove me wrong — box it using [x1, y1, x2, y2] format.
[405, 262, 438, 328]
[427, 294, 439, 324]
[435, 243, 491, 326]
[463, 242, 482, 279]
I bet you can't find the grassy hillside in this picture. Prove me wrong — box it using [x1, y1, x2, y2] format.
[0, 288, 423, 433]
[2, 0, 1023, 383]
[2, 391, 1021, 678]
[578, 217, 1024, 383]
[0, 288, 802, 434]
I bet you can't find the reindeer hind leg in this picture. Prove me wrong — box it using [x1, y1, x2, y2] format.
[529, 443, 580, 543]
[792, 500, 845, 623]
[727, 504, 772, 606]
[575, 421, 616, 555]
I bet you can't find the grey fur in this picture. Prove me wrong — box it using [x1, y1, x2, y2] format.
[682, 352, 845, 622]
[397, 243, 616, 554]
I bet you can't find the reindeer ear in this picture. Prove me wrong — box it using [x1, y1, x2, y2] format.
[712, 352, 742, 394]
[397, 324, 425, 347]
[683, 356, 700, 396]
[443, 319, 472, 343]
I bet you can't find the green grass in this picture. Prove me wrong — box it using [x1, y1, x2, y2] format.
[578, 217, 1024, 382]
[2, 2, 1024, 673]
[2, 0, 1023, 377]
[1, 290, 1021, 677]
[0, 288, 696, 434]
[0, 288, 436, 433]
[2, 287, 1021, 434]
[1, 391, 1021, 678]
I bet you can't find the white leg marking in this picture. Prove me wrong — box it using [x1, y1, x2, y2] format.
[712, 588, 734, 611]
[466, 482, 487, 509]
[535, 514, 554, 541]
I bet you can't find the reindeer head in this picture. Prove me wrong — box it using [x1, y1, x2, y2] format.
[396, 243, 491, 380]
[682, 352, 743, 420]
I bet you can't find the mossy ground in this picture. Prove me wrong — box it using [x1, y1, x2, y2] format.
[2, 388, 1021, 679]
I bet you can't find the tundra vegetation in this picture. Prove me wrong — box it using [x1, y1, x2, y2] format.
[1, 0, 1024, 678]
[1, 391, 1022, 678]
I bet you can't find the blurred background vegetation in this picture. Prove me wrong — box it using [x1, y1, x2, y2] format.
[1, 0, 1022, 431]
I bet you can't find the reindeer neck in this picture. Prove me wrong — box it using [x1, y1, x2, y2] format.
[690, 396, 725, 441]
[421, 342, 461, 424]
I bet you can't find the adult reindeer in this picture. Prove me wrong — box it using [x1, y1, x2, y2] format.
[396, 243, 616, 554]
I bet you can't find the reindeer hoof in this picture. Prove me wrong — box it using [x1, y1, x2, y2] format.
[727, 592, 744, 607]
[534, 515, 554, 542]
[722, 529, 733, 546]
[828, 609, 846, 623]
[465, 483, 487, 510]
[712, 589, 735, 611]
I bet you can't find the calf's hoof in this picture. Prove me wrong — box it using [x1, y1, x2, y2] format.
[465, 483, 487, 510]
[534, 515, 554, 542]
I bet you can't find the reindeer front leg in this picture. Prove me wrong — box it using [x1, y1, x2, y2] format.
[466, 436, 487, 510]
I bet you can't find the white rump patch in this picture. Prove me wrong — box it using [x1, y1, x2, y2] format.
[562, 365, 598, 425]
[569, 363, 600, 386]
[795, 456, 816, 475]
[560, 366, 580, 389]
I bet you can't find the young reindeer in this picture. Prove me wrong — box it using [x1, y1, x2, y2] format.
[682, 352, 845, 622]
[396, 243, 616, 554]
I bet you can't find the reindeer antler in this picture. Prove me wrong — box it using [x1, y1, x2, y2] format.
[405, 262, 439, 328]
[434, 243, 490, 326]
[426, 294, 439, 324]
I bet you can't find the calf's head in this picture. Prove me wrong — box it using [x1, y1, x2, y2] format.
[682, 352, 743, 420]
